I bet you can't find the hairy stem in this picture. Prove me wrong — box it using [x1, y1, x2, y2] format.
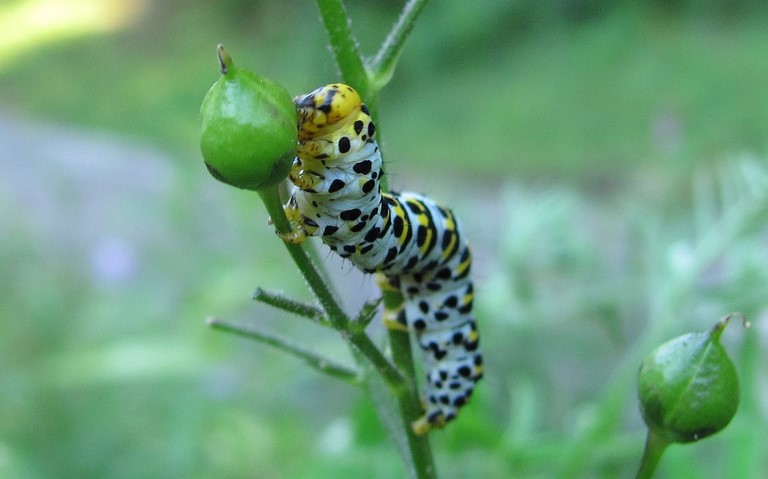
[258, 185, 404, 388]
[369, 0, 430, 89]
[208, 316, 360, 383]
[390, 335, 438, 477]
[378, 284, 436, 476]
[349, 331, 405, 388]
[252, 287, 329, 326]
[349, 298, 383, 332]
[314, 0, 370, 100]
[257, 186, 349, 330]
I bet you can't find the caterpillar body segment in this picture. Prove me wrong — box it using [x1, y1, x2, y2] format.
[285, 83, 483, 433]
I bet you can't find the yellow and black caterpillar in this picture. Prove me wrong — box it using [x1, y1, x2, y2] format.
[283, 83, 483, 434]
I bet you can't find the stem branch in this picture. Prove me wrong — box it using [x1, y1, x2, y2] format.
[635, 430, 670, 479]
[258, 187, 350, 330]
[369, 0, 430, 89]
[208, 317, 360, 383]
[258, 186, 404, 388]
[252, 287, 329, 326]
[349, 331, 406, 388]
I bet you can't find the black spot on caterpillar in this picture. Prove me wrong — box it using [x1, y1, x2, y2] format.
[283, 83, 483, 434]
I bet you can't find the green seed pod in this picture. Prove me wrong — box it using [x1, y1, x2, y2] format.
[200, 44, 296, 190]
[637, 315, 740, 443]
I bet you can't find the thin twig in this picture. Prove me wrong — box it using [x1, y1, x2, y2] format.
[252, 287, 330, 327]
[369, 0, 431, 88]
[207, 316, 361, 384]
[349, 297, 383, 332]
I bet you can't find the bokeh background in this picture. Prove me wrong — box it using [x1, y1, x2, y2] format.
[2, 1, 767, 478]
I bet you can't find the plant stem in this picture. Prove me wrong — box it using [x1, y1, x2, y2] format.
[349, 298, 383, 332]
[208, 316, 360, 383]
[635, 430, 670, 479]
[381, 285, 437, 478]
[349, 331, 405, 388]
[390, 330, 438, 478]
[258, 186, 404, 387]
[257, 186, 349, 330]
[314, 0, 370, 99]
[369, 0, 430, 89]
[252, 287, 329, 326]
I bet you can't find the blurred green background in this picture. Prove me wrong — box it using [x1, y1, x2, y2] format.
[2, 0, 767, 478]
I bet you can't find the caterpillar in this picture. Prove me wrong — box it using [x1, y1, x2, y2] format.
[282, 83, 483, 434]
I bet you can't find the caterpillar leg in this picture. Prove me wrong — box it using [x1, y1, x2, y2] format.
[375, 273, 409, 332]
[412, 411, 447, 436]
[278, 229, 308, 244]
[382, 308, 409, 332]
[289, 156, 325, 191]
[275, 196, 310, 244]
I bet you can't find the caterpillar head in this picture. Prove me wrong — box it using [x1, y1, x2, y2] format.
[295, 83, 363, 141]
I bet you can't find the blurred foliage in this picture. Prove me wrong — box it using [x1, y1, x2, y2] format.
[1, 1, 767, 478]
[2, 0, 768, 183]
